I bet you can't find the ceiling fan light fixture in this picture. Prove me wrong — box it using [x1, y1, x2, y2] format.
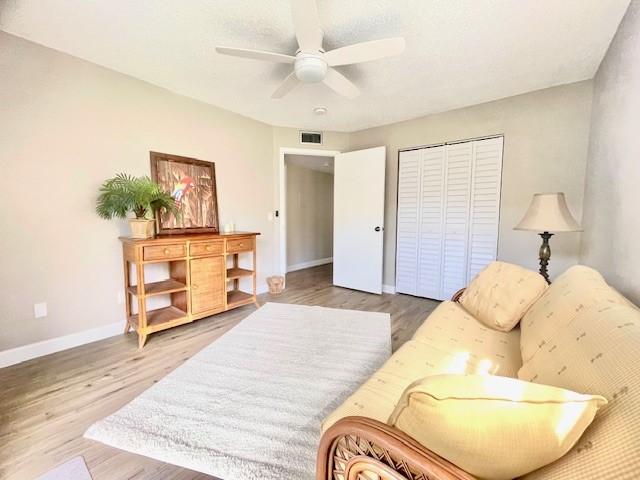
[216, 0, 406, 99]
[294, 54, 328, 83]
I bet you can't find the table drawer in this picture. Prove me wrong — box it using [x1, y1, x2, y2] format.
[143, 244, 186, 261]
[190, 241, 224, 257]
[226, 237, 254, 253]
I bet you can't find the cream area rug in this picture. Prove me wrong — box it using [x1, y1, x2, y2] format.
[85, 302, 391, 479]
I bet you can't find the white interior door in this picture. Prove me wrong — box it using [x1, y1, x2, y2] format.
[333, 146, 386, 294]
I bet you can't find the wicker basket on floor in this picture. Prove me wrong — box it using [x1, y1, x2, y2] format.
[267, 276, 285, 294]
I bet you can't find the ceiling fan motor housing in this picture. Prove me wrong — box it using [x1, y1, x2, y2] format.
[294, 53, 328, 83]
[215, 0, 405, 98]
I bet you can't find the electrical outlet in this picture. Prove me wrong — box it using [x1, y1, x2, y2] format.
[34, 302, 47, 318]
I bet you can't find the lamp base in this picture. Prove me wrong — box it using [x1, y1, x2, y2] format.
[538, 231, 553, 284]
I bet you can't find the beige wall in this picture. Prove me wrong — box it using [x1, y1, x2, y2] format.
[285, 163, 333, 269]
[0, 32, 276, 350]
[0, 31, 600, 353]
[350, 82, 594, 286]
[580, 1, 640, 303]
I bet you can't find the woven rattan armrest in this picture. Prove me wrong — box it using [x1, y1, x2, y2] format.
[317, 416, 476, 480]
[451, 288, 466, 302]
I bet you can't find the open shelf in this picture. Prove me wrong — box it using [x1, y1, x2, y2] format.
[226, 267, 254, 280]
[121, 233, 259, 348]
[127, 279, 188, 297]
[227, 289, 254, 308]
[130, 305, 189, 333]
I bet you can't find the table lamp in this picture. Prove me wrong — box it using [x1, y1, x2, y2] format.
[514, 192, 582, 283]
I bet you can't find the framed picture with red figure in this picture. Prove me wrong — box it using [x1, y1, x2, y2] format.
[150, 151, 219, 235]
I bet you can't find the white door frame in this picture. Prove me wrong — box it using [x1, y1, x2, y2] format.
[278, 147, 341, 275]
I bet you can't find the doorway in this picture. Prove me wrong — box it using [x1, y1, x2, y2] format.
[282, 152, 335, 275]
[278, 146, 386, 294]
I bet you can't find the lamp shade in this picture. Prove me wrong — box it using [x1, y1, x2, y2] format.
[514, 193, 582, 232]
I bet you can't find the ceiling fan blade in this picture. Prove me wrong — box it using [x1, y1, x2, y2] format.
[324, 37, 406, 67]
[291, 0, 323, 52]
[322, 68, 360, 99]
[272, 71, 300, 98]
[216, 46, 295, 64]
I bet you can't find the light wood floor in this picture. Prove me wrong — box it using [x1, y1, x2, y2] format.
[0, 264, 438, 480]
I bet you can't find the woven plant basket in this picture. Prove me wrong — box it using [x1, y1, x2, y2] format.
[129, 218, 155, 239]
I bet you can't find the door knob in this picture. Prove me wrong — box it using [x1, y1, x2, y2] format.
[375, 226, 382, 232]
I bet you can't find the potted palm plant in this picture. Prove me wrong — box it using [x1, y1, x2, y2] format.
[96, 173, 177, 238]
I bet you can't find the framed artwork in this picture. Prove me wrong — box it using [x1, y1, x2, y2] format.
[150, 151, 219, 235]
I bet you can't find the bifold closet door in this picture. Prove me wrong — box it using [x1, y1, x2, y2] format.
[396, 146, 446, 298]
[417, 146, 445, 299]
[395, 136, 503, 301]
[466, 137, 503, 280]
[440, 142, 474, 300]
[395, 149, 421, 296]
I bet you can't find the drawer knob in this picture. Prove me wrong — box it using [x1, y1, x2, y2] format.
[163, 248, 170, 255]
[206, 245, 212, 251]
[192, 284, 198, 290]
[239, 243, 244, 247]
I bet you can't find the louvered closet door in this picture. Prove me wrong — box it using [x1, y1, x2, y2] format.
[395, 137, 502, 301]
[441, 142, 473, 300]
[416, 146, 445, 299]
[395, 149, 421, 295]
[466, 137, 503, 281]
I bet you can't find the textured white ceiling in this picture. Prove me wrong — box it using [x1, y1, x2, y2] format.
[0, 0, 629, 132]
[286, 154, 334, 173]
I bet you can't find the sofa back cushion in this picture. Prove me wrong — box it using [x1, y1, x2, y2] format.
[388, 374, 606, 480]
[459, 261, 548, 332]
[518, 303, 640, 479]
[520, 265, 629, 363]
[412, 301, 522, 378]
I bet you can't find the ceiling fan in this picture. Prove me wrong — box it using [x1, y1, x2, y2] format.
[215, 0, 405, 99]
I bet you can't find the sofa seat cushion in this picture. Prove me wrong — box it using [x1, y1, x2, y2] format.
[412, 301, 523, 378]
[459, 261, 548, 331]
[519, 303, 640, 479]
[321, 334, 515, 432]
[389, 374, 606, 480]
[520, 265, 630, 363]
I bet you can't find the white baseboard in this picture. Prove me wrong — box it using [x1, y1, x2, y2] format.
[0, 321, 123, 369]
[382, 284, 396, 294]
[1, 281, 270, 369]
[287, 257, 333, 273]
[0, 273, 366, 369]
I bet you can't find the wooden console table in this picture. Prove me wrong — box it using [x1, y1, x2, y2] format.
[120, 232, 260, 348]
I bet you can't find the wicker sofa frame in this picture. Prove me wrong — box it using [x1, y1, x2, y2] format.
[316, 288, 474, 480]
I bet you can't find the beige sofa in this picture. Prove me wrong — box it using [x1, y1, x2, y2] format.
[317, 264, 639, 480]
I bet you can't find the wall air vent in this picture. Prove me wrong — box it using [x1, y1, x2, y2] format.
[299, 131, 323, 145]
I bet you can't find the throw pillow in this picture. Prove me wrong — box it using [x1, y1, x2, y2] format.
[459, 261, 548, 331]
[388, 374, 607, 480]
